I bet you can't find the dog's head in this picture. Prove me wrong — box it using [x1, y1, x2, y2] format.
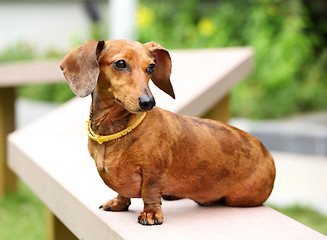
[60, 40, 175, 113]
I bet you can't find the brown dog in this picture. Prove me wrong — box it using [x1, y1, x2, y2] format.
[60, 40, 275, 225]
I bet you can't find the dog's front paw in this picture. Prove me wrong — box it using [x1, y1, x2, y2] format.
[137, 210, 163, 225]
[99, 195, 131, 212]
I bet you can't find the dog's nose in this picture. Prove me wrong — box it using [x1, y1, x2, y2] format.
[139, 95, 156, 111]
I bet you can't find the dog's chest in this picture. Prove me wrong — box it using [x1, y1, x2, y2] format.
[92, 145, 142, 198]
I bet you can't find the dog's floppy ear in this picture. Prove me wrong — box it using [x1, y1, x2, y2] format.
[60, 40, 105, 97]
[144, 42, 175, 99]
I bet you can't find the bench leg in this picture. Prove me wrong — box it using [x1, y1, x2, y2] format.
[0, 87, 17, 195]
[45, 207, 78, 240]
[202, 94, 230, 123]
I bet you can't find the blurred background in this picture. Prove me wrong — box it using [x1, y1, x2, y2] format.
[0, 0, 326, 239]
[1, 0, 327, 119]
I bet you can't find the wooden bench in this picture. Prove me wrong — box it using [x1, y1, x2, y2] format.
[0, 60, 64, 194]
[8, 47, 325, 240]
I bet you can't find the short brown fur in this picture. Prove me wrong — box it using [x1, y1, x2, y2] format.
[60, 40, 276, 225]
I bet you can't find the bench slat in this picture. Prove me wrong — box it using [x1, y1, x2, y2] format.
[0, 60, 63, 86]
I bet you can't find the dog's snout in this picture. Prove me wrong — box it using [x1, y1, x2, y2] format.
[139, 95, 156, 111]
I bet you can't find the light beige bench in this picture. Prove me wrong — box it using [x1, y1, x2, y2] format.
[8, 98, 327, 240]
[9, 48, 325, 239]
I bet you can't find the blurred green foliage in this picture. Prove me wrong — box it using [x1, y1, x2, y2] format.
[138, 0, 327, 118]
[269, 204, 327, 235]
[17, 82, 75, 103]
[0, 42, 64, 63]
[0, 44, 37, 63]
[0, 182, 44, 240]
[1, 0, 326, 118]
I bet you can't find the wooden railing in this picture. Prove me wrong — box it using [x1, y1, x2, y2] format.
[0, 59, 64, 194]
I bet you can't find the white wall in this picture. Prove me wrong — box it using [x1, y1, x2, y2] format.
[0, 2, 98, 53]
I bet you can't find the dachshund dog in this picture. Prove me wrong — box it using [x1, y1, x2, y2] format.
[60, 40, 275, 225]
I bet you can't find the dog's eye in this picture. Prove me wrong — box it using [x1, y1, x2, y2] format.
[146, 63, 156, 74]
[114, 60, 127, 70]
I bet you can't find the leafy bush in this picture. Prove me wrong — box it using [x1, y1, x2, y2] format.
[138, 0, 327, 118]
[0, 43, 37, 63]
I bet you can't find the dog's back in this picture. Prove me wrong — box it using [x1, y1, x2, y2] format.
[152, 108, 276, 206]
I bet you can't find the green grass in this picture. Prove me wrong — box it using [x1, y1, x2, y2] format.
[269, 204, 327, 236]
[0, 182, 44, 240]
[1, 183, 326, 238]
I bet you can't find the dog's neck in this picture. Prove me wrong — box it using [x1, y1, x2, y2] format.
[89, 88, 132, 136]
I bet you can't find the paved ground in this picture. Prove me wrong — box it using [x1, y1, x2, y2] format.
[15, 98, 59, 129]
[230, 113, 327, 157]
[268, 152, 327, 214]
[15, 98, 327, 215]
